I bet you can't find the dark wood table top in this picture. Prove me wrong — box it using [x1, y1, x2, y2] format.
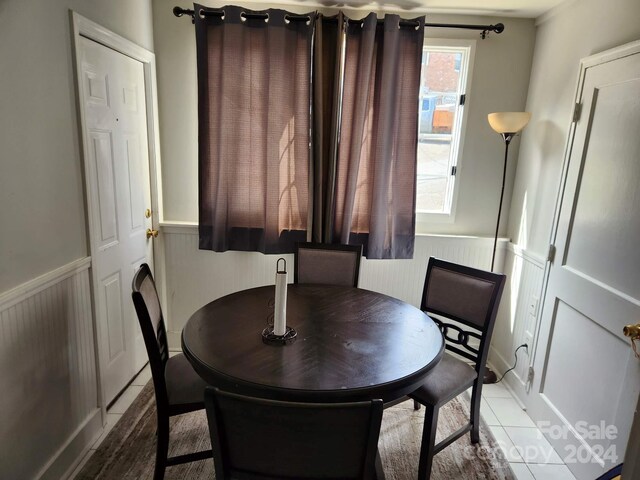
[182, 284, 444, 403]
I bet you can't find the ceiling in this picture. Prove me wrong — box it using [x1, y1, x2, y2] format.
[251, 0, 569, 19]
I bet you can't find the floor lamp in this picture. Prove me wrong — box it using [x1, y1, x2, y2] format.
[484, 112, 530, 384]
[487, 112, 531, 272]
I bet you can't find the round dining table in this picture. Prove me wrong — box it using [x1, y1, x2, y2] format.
[182, 284, 444, 403]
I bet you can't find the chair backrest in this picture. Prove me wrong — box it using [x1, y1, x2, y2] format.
[205, 387, 383, 480]
[132, 263, 170, 405]
[294, 242, 362, 287]
[421, 257, 506, 373]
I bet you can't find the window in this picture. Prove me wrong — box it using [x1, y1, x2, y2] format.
[416, 39, 475, 223]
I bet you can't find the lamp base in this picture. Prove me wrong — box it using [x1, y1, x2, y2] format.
[483, 367, 498, 384]
[261, 325, 297, 346]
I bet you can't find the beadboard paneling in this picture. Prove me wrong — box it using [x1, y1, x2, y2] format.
[163, 228, 294, 346]
[0, 259, 100, 480]
[489, 244, 545, 400]
[162, 225, 507, 347]
[359, 235, 500, 307]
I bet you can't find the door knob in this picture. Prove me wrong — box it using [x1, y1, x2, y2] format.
[623, 323, 640, 358]
[146, 228, 159, 239]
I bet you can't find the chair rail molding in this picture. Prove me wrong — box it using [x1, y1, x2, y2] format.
[160, 223, 510, 349]
[0, 256, 91, 309]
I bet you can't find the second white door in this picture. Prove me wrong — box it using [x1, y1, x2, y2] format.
[530, 41, 640, 479]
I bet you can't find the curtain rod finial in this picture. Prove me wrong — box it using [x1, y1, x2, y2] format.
[481, 23, 505, 39]
[174, 6, 195, 23]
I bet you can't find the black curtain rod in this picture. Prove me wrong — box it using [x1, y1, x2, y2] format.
[173, 6, 312, 22]
[173, 7, 504, 38]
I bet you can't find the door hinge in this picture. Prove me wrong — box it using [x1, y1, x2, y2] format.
[547, 244, 556, 263]
[573, 102, 582, 123]
[527, 366, 535, 384]
[451, 165, 457, 176]
[459, 94, 466, 106]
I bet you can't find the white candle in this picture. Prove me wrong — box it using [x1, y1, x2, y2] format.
[273, 260, 287, 336]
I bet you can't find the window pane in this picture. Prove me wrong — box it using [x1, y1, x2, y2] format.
[416, 44, 469, 215]
[416, 176, 448, 213]
[418, 138, 451, 177]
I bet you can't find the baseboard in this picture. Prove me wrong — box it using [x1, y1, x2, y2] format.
[36, 409, 102, 480]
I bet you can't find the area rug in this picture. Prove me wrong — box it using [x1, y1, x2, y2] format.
[77, 382, 514, 479]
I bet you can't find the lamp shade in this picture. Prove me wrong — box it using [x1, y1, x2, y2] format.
[488, 112, 531, 134]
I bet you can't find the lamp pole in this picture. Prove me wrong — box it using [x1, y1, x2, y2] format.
[491, 133, 513, 272]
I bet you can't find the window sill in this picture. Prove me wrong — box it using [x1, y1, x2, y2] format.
[416, 211, 456, 227]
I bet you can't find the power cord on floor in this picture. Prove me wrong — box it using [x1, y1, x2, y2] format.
[496, 343, 528, 383]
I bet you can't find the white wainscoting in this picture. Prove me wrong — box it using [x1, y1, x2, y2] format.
[0, 258, 101, 480]
[162, 224, 508, 348]
[489, 243, 546, 402]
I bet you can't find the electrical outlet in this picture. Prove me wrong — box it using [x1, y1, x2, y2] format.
[524, 331, 534, 351]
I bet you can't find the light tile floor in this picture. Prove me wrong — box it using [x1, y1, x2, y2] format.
[481, 382, 577, 480]
[69, 357, 577, 480]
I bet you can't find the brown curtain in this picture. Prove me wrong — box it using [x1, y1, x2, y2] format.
[195, 5, 315, 253]
[333, 13, 424, 259]
[310, 13, 344, 243]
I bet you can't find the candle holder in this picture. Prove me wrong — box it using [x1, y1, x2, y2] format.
[261, 258, 297, 346]
[261, 325, 297, 346]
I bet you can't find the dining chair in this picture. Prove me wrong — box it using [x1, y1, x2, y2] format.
[204, 387, 386, 480]
[294, 242, 363, 287]
[409, 257, 506, 480]
[132, 263, 212, 480]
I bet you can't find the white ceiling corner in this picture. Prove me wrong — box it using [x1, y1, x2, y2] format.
[247, 0, 570, 19]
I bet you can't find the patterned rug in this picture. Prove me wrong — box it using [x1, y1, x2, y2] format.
[77, 382, 514, 479]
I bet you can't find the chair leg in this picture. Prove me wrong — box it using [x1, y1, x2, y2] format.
[154, 414, 169, 480]
[413, 399, 421, 411]
[418, 404, 439, 480]
[374, 451, 386, 480]
[470, 384, 481, 444]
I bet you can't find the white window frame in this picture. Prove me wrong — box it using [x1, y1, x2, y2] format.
[416, 38, 476, 226]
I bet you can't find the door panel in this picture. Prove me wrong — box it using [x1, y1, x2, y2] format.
[80, 37, 153, 404]
[91, 132, 118, 246]
[103, 273, 125, 362]
[530, 45, 640, 479]
[564, 80, 640, 299]
[542, 301, 631, 447]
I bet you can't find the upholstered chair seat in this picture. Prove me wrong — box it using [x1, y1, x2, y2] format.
[164, 354, 208, 410]
[409, 353, 477, 406]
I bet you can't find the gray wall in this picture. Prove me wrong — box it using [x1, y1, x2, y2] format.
[507, 0, 640, 256]
[0, 0, 155, 293]
[152, 0, 536, 238]
[0, 1, 155, 477]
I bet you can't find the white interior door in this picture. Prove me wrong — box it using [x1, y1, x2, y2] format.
[530, 41, 640, 479]
[79, 36, 153, 405]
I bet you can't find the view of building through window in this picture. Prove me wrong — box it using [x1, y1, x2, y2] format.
[416, 43, 472, 215]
